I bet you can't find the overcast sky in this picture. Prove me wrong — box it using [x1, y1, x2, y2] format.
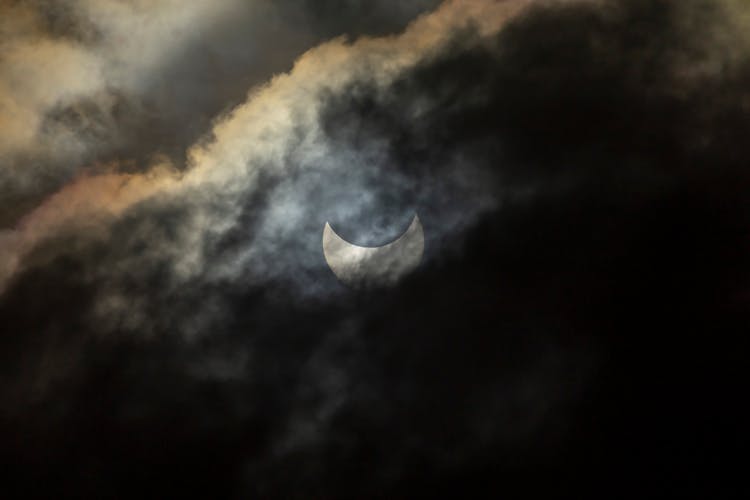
[1, 0, 749, 497]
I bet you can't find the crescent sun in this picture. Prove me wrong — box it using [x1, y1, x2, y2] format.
[322, 215, 424, 288]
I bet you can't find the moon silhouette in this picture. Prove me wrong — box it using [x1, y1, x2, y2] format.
[323, 215, 424, 288]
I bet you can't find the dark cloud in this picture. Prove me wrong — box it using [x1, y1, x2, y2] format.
[288, 0, 441, 36]
[1, 0, 749, 498]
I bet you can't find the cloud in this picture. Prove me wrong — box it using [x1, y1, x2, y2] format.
[0, 0, 533, 296]
[0, 0, 443, 226]
[1, 0, 749, 497]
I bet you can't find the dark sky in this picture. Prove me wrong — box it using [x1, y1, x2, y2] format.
[0, 0, 748, 498]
